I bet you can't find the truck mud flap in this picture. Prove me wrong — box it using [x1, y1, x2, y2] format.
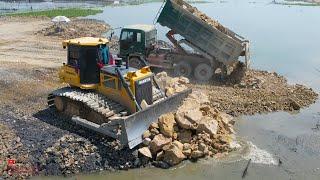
[121, 89, 191, 149]
[71, 89, 191, 149]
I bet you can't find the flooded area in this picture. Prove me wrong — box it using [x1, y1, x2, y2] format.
[1, 0, 319, 179]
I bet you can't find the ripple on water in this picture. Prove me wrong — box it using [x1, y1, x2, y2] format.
[243, 141, 278, 165]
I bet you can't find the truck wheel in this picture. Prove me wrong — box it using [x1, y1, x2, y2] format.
[174, 61, 192, 77]
[129, 57, 143, 69]
[194, 63, 213, 82]
[228, 62, 246, 83]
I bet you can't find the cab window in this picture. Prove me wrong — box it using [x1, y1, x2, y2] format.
[67, 45, 80, 67]
[121, 31, 134, 42]
[137, 33, 142, 42]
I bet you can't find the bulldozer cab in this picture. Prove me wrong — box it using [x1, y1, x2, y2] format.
[119, 24, 157, 57]
[62, 37, 109, 86]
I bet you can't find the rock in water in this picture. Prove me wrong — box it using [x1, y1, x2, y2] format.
[158, 113, 176, 137]
[191, 150, 204, 159]
[197, 117, 219, 136]
[149, 134, 172, 154]
[163, 144, 186, 166]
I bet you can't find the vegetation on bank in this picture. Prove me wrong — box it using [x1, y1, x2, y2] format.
[274, 1, 320, 6]
[126, 0, 212, 5]
[3, 8, 103, 18]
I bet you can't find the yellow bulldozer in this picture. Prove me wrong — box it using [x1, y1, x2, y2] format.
[48, 37, 191, 148]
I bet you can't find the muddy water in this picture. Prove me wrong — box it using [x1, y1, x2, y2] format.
[36, 0, 320, 179]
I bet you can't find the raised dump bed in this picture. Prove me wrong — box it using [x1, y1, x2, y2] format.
[157, 0, 250, 66]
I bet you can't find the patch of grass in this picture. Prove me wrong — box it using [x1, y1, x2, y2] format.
[274, 2, 320, 6]
[125, 0, 213, 5]
[4, 8, 103, 18]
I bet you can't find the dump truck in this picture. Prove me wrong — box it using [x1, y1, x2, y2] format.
[117, 0, 250, 81]
[48, 37, 191, 149]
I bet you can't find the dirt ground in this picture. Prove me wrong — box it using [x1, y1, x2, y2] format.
[0, 17, 318, 178]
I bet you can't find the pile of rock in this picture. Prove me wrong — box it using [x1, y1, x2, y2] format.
[154, 71, 189, 96]
[37, 19, 109, 39]
[174, 0, 231, 37]
[41, 135, 101, 175]
[138, 89, 236, 167]
[208, 69, 318, 116]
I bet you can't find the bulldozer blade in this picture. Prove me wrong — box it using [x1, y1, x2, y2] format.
[70, 89, 191, 149]
[120, 89, 192, 149]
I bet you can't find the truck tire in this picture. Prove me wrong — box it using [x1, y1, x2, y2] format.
[228, 62, 246, 83]
[129, 57, 144, 69]
[194, 63, 213, 82]
[174, 61, 192, 77]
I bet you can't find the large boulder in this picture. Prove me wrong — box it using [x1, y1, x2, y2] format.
[182, 143, 192, 157]
[188, 90, 210, 104]
[175, 113, 193, 129]
[158, 113, 176, 137]
[165, 87, 175, 97]
[142, 130, 151, 139]
[154, 71, 169, 90]
[149, 134, 172, 154]
[217, 112, 235, 134]
[177, 99, 201, 113]
[217, 112, 233, 125]
[191, 150, 204, 159]
[149, 122, 159, 129]
[197, 117, 218, 136]
[178, 76, 189, 84]
[185, 109, 203, 124]
[163, 144, 186, 166]
[138, 147, 152, 159]
[172, 140, 184, 151]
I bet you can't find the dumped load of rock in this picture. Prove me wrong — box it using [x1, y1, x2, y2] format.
[139, 74, 236, 167]
[207, 69, 318, 116]
[37, 19, 109, 39]
[174, 0, 231, 37]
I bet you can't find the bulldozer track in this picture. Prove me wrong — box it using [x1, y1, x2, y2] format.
[48, 87, 127, 121]
[47, 87, 165, 123]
